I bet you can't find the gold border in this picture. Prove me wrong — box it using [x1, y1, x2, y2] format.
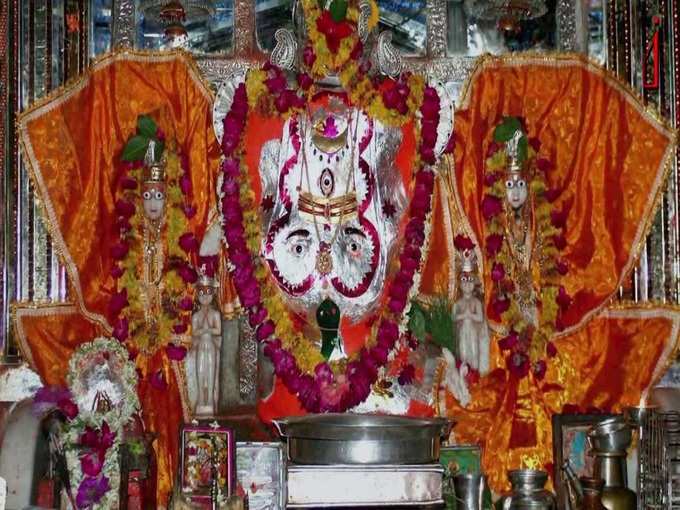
[11, 302, 80, 374]
[455, 52, 678, 340]
[16, 50, 216, 334]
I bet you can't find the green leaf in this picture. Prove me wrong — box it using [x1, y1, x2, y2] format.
[155, 141, 165, 161]
[429, 297, 455, 353]
[329, 0, 348, 22]
[121, 135, 150, 162]
[408, 302, 428, 342]
[517, 135, 528, 163]
[137, 115, 157, 138]
[493, 116, 522, 143]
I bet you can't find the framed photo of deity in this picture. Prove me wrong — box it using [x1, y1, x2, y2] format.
[180, 422, 236, 504]
[551, 413, 617, 509]
[440, 444, 483, 510]
[236, 442, 286, 510]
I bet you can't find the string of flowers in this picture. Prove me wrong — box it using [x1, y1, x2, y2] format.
[108, 115, 198, 354]
[218, 62, 445, 411]
[481, 117, 569, 380]
[33, 338, 141, 509]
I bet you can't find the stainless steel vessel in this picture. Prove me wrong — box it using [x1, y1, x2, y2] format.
[272, 413, 451, 465]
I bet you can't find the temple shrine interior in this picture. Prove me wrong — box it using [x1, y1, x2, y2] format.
[1, 0, 680, 509]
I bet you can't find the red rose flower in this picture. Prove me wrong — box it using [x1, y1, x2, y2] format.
[553, 234, 567, 250]
[556, 285, 572, 310]
[481, 194, 503, 220]
[528, 137, 541, 152]
[173, 322, 188, 335]
[508, 352, 530, 378]
[108, 289, 129, 317]
[303, 45, 316, 67]
[178, 296, 194, 311]
[533, 360, 547, 381]
[546, 341, 558, 358]
[544, 188, 560, 202]
[58, 398, 79, 420]
[110, 265, 124, 279]
[551, 208, 568, 229]
[398, 364, 416, 386]
[537, 158, 552, 173]
[492, 296, 510, 315]
[491, 262, 506, 282]
[179, 173, 192, 196]
[556, 260, 568, 275]
[166, 343, 187, 361]
[454, 235, 475, 251]
[112, 317, 129, 342]
[110, 241, 129, 261]
[498, 331, 518, 351]
[316, 11, 354, 53]
[485, 234, 504, 257]
[178, 232, 199, 254]
[297, 72, 313, 91]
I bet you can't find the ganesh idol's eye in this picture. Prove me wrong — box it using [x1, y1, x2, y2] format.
[344, 227, 366, 257]
[505, 180, 514, 189]
[516, 180, 526, 188]
[142, 190, 152, 200]
[154, 190, 165, 200]
[286, 229, 312, 257]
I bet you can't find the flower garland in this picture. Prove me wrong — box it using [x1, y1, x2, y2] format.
[218, 63, 444, 411]
[62, 337, 141, 509]
[481, 117, 569, 380]
[109, 115, 198, 353]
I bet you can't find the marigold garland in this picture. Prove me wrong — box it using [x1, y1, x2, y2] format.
[482, 119, 569, 380]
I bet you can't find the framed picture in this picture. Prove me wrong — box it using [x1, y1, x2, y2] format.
[551, 413, 616, 509]
[440, 444, 483, 510]
[180, 422, 236, 505]
[236, 442, 286, 510]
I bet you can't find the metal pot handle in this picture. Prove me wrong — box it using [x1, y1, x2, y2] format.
[272, 418, 289, 437]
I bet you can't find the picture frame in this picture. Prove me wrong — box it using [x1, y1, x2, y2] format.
[551, 413, 616, 509]
[235, 442, 286, 510]
[180, 422, 236, 505]
[440, 444, 483, 510]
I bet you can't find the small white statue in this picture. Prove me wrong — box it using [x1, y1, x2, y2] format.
[440, 348, 471, 410]
[191, 268, 222, 417]
[453, 249, 490, 376]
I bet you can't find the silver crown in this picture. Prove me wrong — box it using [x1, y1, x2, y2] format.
[196, 265, 218, 288]
[460, 249, 477, 273]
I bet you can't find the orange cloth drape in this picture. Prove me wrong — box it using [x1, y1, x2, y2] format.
[421, 54, 680, 491]
[15, 50, 222, 507]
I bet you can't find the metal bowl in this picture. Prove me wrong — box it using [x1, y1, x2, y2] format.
[588, 420, 632, 453]
[273, 413, 451, 465]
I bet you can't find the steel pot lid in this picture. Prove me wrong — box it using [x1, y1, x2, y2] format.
[273, 413, 451, 441]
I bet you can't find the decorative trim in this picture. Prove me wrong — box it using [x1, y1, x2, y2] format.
[170, 359, 192, 423]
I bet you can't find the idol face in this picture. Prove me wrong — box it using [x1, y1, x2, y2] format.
[460, 273, 475, 298]
[197, 286, 215, 307]
[505, 174, 528, 210]
[259, 110, 404, 321]
[142, 182, 166, 221]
